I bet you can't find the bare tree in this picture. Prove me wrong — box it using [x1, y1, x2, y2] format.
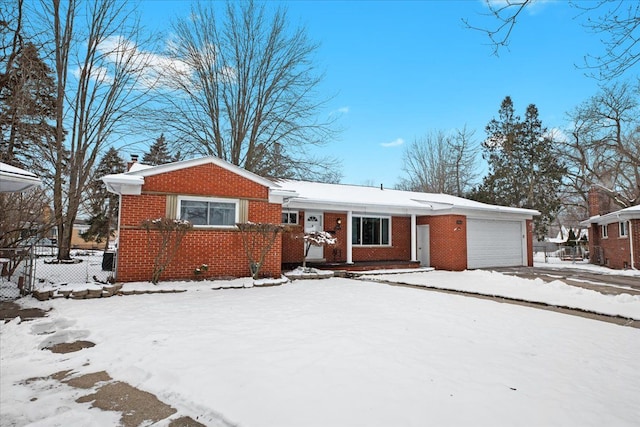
[142, 217, 192, 284]
[398, 128, 478, 196]
[35, 0, 155, 260]
[160, 0, 341, 181]
[464, 0, 640, 80]
[0, 188, 55, 279]
[560, 81, 640, 209]
[236, 222, 286, 279]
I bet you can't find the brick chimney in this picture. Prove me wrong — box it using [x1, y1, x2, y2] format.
[588, 187, 615, 217]
[127, 154, 138, 171]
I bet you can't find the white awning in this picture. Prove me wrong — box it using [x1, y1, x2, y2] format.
[0, 162, 41, 193]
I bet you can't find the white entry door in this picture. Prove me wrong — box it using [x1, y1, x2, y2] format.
[417, 225, 430, 267]
[304, 212, 324, 261]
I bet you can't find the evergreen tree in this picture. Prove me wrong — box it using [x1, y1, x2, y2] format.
[469, 96, 566, 240]
[142, 134, 180, 165]
[81, 147, 126, 250]
[0, 42, 57, 173]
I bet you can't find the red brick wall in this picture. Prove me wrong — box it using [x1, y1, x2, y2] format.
[143, 163, 269, 199]
[418, 215, 467, 271]
[116, 163, 282, 282]
[281, 212, 411, 264]
[352, 216, 411, 262]
[595, 220, 638, 269]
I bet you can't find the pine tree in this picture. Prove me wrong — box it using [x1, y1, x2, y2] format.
[470, 96, 566, 240]
[142, 134, 180, 165]
[81, 147, 126, 250]
[0, 43, 57, 172]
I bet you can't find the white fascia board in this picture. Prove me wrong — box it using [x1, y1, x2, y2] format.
[454, 205, 539, 220]
[101, 174, 144, 195]
[284, 198, 536, 220]
[283, 199, 450, 216]
[582, 206, 640, 225]
[269, 188, 299, 204]
[0, 162, 41, 193]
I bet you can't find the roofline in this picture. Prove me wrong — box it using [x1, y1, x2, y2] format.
[284, 198, 538, 218]
[580, 206, 640, 226]
[126, 156, 279, 189]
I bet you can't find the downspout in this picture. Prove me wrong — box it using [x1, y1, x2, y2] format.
[114, 193, 122, 279]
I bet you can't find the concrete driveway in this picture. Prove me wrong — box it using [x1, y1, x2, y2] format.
[488, 265, 640, 297]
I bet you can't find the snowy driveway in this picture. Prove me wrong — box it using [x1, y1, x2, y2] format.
[2, 276, 640, 426]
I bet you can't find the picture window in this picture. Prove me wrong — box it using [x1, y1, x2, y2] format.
[352, 216, 390, 246]
[178, 197, 238, 227]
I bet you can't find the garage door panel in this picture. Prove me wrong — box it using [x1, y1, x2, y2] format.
[467, 219, 524, 268]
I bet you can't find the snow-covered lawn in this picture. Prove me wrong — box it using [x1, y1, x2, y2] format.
[2, 271, 640, 426]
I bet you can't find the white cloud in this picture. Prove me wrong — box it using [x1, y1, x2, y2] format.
[546, 127, 568, 143]
[380, 138, 404, 148]
[337, 106, 349, 114]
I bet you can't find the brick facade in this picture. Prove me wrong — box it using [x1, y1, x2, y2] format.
[116, 163, 282, 282]
[112, 159, 537, 281]
[585, 188, 640, 269]
[281, 212, 411, 264]
[417, 215, 467, 271]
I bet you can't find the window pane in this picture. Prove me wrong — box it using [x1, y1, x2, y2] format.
[381, 218, 389, 244]
[282, 212, 297, 224]
[209, 202, 236, 226]
[362, 217, 380, 245]
[181, 201, 208, 225]
[352, 217, 361, 245]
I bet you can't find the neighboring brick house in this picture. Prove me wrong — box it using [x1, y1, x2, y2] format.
[103, 156, 538, 282]
[581, 189, 640, 270]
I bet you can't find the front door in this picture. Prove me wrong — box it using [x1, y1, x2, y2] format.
[417, 225, 430, 267]
[304, 212, 324, 260]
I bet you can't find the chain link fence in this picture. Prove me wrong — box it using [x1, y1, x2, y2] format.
[1, 245, 115, 301]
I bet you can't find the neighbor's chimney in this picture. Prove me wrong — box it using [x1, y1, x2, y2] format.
[127, 154, 139, 171]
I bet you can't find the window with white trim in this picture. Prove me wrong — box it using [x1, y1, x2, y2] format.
[282, 211, 299, 224]
[352, 216, 390, 245]
[601, 224, 608, 239]
[178, 196, 238, 227]
[619, 221, 629, 237]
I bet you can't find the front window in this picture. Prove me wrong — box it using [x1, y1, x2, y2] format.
[601, 224, 608, 239]
[352, 216, 390, 245]
[619, 221, 629, 237]
[282, 211, 299, 224]
[178, 197, 238, 227]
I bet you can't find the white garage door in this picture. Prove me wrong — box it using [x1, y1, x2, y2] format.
[467, 219, 525, 269]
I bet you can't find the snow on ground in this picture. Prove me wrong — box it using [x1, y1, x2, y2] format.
[534, 252, 640, 277]
[2, 272, 640, 426]
[361, 269, 640, 320]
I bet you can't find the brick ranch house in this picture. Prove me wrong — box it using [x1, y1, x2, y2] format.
[581, 189, 640, 270]
[102, 156, 538, 282]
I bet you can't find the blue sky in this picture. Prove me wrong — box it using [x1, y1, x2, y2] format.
[137, 0, 609, 187]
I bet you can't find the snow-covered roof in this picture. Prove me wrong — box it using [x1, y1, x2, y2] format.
[279, 179, 539, 218]
[101, 156, 538, 218]
[0, 162, 41, 193]
[581, 204, 640, 226]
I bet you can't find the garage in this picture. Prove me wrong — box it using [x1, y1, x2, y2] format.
[467, 219, 525, 269]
